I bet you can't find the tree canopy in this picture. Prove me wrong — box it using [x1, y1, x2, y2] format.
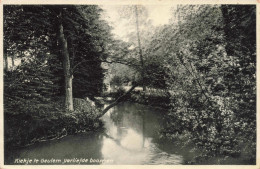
[3, 4, 256, 164]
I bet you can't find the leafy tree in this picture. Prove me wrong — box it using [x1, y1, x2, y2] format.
[143, 4, 256, 164]
[220, 5, 256, 162]
[4, 5, 112, 109]
[69, 6, 113, 98]
[111, 5, 155, 91]
[4, 5, 112, 148]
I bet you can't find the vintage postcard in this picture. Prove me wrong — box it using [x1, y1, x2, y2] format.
[0, 0, 258, 169]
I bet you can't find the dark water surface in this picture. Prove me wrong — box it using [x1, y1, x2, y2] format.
[6, 102, 191, 165]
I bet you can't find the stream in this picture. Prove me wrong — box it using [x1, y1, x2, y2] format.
[6, 102, 193, 165]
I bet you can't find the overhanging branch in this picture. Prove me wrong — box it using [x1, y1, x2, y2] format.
[97, 84, 138, 118]
[102, 60, 140, 68]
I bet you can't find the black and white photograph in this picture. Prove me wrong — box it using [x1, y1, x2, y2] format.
[1, 0, 257, 167]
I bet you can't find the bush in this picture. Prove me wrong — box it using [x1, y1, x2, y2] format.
[4, 61, 103, 149]
[4, 98, 103, 149]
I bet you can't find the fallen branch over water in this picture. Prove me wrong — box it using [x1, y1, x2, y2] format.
[98, 84, 138, 118]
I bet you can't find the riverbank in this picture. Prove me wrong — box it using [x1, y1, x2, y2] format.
[159, 130, 255, 165]
[5, 98, 103, 150]
[104, 86, 170, 109]
[104, 88, 255, 165]
[5, 102, 184, 165]
[129, 90, 170, 109]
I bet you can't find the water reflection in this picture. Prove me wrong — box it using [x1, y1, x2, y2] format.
[5, 102, 183, 165]
[5, 132, 104, 165]
[101, 102, 183, 165]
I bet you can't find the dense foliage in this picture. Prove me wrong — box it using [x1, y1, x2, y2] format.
[4, 5, 110, 98]
[3, 4, 256, 165]
[4, 5, 111, 148]
[143, 5, 256, 164]
[4, 60, 102, 148]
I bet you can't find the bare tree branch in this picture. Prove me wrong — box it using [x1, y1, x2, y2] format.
[102, 59, 140, 68]
[98, 84, 138, 118]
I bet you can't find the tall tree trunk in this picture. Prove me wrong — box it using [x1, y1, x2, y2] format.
[11, 55, 14, 69]
[135, 5, 146, 92]
[58, 13, 74, 111]
[4, 48, 8, 72]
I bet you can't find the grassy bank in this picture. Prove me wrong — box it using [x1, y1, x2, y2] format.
[4, 98, 103, 149]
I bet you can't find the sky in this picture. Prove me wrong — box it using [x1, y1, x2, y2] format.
[100, 5, 176, 40]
